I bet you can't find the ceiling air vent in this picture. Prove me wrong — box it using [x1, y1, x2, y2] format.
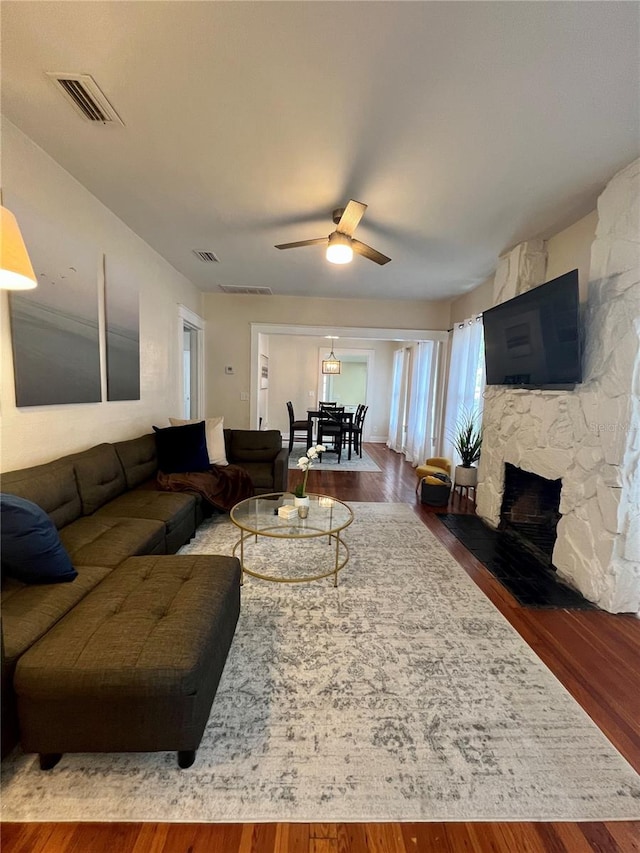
[46, 73, 124, 125]
[219, 285, 273, 295]
[193, 250, 220, 263]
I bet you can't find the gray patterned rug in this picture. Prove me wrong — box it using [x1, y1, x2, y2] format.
[288, 443, 381, 472]
[1, 503, 638, 822]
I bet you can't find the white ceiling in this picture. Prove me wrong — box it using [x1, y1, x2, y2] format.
[2, 1, 638, 301]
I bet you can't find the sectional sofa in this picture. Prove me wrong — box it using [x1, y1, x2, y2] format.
[1, 428, 288, 765]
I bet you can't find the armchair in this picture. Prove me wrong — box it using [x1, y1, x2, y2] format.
[415, 457, 452, 492]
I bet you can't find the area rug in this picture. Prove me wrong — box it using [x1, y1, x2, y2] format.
[1, 504, 638, 822]
[288, 442, 381, 473]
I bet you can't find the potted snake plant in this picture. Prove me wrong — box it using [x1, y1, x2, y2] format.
[451, 410, 483, 488]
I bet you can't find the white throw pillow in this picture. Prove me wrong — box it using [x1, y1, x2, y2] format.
[169, 416, 228, 466]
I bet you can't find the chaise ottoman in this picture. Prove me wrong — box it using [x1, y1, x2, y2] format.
[14, 554, 240, 769]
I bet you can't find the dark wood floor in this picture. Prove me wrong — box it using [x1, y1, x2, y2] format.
[3, 444, 639, 852]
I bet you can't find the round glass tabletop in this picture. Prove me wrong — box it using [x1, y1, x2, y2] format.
[230, 492, 353, 539]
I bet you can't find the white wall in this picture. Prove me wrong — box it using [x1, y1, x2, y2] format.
[203, 293, 451, 429]
[545, 210, 598, 302]
[0, 120, 202, 471]
[449, 210, 598, 325]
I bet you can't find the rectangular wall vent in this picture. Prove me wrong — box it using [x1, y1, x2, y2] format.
[46, 73, 124, 125]
[219, 285, 273, 295]
[193, 250, 220, 263]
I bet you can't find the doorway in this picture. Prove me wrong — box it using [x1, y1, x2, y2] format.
[321, 356, 367, 411]
[178, 305, 205, 420]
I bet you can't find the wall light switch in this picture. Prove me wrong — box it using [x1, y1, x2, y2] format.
[240, 392, 249, 402]
[308, 390, 314, 397]
[225, 366, 234, 375]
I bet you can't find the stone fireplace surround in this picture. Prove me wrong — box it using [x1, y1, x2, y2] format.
[476, 159, 640, 614]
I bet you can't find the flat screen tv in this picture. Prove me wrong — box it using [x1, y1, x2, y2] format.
[483, 269, 582, 389]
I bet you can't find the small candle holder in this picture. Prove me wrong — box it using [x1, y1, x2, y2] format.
[297, 505, 309, 519]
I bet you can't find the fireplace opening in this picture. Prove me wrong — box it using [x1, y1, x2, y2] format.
[499, 463, 562, 567]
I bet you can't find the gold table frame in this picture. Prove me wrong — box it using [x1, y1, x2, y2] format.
[230, 492, 353, 587]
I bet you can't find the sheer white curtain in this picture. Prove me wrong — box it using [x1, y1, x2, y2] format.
[443, 316, 485, 464]
[404, 341, 437, 465]
[387, 348, 408, 452]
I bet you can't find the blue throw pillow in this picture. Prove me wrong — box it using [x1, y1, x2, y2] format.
[153, 421, 210, 474]
[1, 494, 77, 584]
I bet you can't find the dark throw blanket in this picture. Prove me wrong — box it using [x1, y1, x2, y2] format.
[157, 465, 254, 512]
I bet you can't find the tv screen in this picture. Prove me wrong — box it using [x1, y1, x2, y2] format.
[483, 269, 582, 388]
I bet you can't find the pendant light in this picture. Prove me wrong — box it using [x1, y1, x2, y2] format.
[322, 337, 341, 374]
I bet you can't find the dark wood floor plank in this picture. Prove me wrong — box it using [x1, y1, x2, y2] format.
[402, 822, 453, 852]
[0, 823, 57, 853]
[605, 821, 640, 853]
[311, 823, 338, 839]
[131, 822, 170, 853]
[542, 822, 597, 853]
[337, 823, 371, 853]
[363, 823, 408, 853]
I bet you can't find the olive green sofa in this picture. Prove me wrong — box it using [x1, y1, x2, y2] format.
[1, 428, 288, 763]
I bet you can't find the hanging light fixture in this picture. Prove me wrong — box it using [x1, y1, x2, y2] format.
[0, 205, 37, 290]
[326, 231, 353, 265]
[322, 337, 341, 374]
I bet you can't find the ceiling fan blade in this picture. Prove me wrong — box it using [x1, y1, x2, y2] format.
[352, 239, 392, 265]
[275, 237, 327, 250]
[336, 200, 367, 237]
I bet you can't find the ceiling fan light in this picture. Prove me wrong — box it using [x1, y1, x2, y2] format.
[326, 231, 353, 265]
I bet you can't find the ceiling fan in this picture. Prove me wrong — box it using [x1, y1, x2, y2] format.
[275, 200, 391, 266]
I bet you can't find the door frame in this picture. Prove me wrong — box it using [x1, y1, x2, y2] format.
[178, 304, 206, 420]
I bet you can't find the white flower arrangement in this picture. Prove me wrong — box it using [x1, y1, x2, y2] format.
[295, 444, 325, 497]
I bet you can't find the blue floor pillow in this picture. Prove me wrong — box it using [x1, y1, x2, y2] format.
[1, 493, 77, 584]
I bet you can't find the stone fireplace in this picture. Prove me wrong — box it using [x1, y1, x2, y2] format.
[476, 159, 640, 614]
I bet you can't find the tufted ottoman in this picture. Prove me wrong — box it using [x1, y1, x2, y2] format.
[14, 554, 240, 769]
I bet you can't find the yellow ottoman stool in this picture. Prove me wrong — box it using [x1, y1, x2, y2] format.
[415, 457, 452, 492]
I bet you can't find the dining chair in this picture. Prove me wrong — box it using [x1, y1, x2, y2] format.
[317, 408, 347, 463]
[286, 401, 310, 453]
[343, 404, 367, 458]
[353, 404, 368, 456]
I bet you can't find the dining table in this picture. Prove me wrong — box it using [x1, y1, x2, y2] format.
[306, 409, 354, 461]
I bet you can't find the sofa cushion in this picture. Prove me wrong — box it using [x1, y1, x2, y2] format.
[153, 422, 210, 473]
[95, 490, 195, 534]
[113, 434, 157, 489]
[1, 565, 110, 665]
[59, 517, 165, 568]
[238, 461, 279, 490]
[1, 494, 77, 585]
[69, 444, 127, 515]
[0, 461, 81, 530]
[226, 429, 281, 463]
[169, 416, 228, 466]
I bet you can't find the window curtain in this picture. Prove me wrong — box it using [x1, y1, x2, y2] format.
[404, 341, 437, 465]
[443, 316, 485, 464]
[387, 348, 408, 452]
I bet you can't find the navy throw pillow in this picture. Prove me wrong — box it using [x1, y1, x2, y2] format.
[1, 494, 77, 585]
[153, 421, 210, 474]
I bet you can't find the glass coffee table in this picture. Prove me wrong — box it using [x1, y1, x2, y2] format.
[230, 492, 353, 586]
